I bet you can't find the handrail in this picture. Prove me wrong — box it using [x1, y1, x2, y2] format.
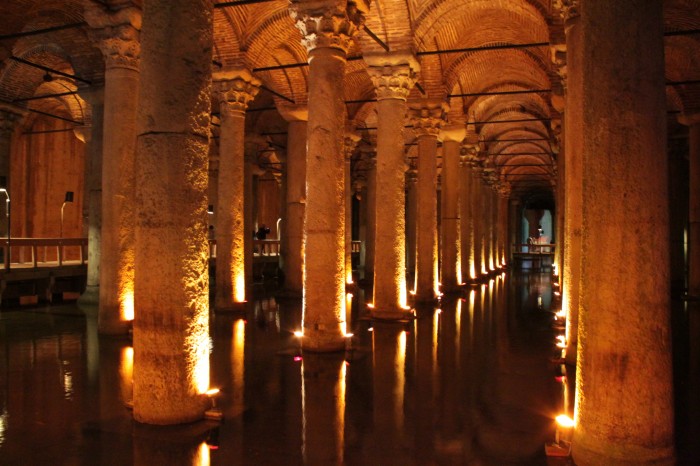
[2, 237, 88, 269]
[513, 243, 556, 254]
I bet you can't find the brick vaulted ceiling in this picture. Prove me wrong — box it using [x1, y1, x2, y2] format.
[1, 0, 699, 206]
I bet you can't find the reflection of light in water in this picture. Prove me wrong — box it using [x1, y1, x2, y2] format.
[456, 298, 462, 357]
[397, 330, 407, 423]
[469, 290, 476, 341]
[343, 293, 353, 336]
[300, 359, 306, 458]
[63, 369, 74, 400]
[119, 347, 134, 402]
[433, 309, 440, 367]
[0, 409, 7, 447]
[232, 319, 245, 415]
[196, 441, 210, 466]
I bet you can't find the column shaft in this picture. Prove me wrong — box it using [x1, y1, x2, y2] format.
[282, 118, 307, 297]
[573, 1, 674, 464]
[132, 0, 213, 424]
[471, 170, 484, 276]
[440, 138, 461, 291]
[459, 158, 474, 280]
[415, 133, 438, 302]
[689, 123, 700, 297]
[364, 156, 377, 281]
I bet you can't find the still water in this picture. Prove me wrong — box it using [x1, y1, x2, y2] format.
[0, 271, 696, 465]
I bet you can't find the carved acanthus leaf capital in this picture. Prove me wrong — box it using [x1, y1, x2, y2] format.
[407, 99, 447, 137]
[213, 69, 261, 116]
[365, 52, 420, 101]
[85, 4, 142, 70]
[290, 0, 368, 53]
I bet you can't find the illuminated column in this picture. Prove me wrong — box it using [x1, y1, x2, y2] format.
[405, 165, 418, 279]
[290, 0, 367, 350]
[77, 88, 104, 307]
[440, 125, 466, 292]
[496, 184, 510, 267]
[278, 105, 308, 297]
[361, 144, 377, 282]
[482, 175, 495, 272]
[366, 53, 418, 318]
[131, 0, 213, 424]
[572, 1, 674, 464]
[408, 99, 442, 303]
[86, 5, 141, 334]
[557, 0, 583, 365]
[301, 353, 346, 465]
[344, 129, 361, 285]
[470, 166, 484, 277]
[679, 114, 700, 298]
[213, 69, 260, 310]
[0, 103, 25, 240]
[459, 147, 475, 281]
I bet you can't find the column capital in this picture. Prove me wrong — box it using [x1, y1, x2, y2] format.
[440, 124, 466, 143]
[365, 52, 420, 101]
[213, 68, 261, 117]
[85, 4, 142, 70]
[678, 112, 700, 126]
[73, 125, 92, 143]
[344, 127, 361, 159]
[278, 103, 309, 122]
[289, 0, 368, 54]
[407, 99, 447, 137]
[0, 102, 26, 135]
[554, 0, 580, 22]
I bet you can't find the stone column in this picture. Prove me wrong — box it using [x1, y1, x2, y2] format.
[440, 125, 466, 292]
[366, 53, 418, 318]
[77, 87, 104, 308]
[572, 1, 674, 464]
[408, 99, 442, 304]
[557, 0, 583, 365]
[460, 147, 476, 281]
[482, 175, 495, 272]
[680, 114, 700, 298]
[470, 166, 484, 277]
[496, 184, 510, 268]
[405, 165, 418, 280]
[344, 129, 360, 285]
[212, 69, 260, 311]
[132, 0, 213, 424]
[278, 105, 308, 298]
[0, 103, 25, 250]
[86, 5, 141, 335]
[290, 0, 368, 350]
[361, 144, 377, 282]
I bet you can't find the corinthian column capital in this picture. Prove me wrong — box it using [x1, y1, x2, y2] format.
[289, 0, 368, 53]
[213, 68, 261, 117]
[365, 52, 420, 101]
[407, 99, 447, 137]
[85, 4, 142, 70]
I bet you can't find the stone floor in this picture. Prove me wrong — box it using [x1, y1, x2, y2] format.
[0, 270, 697, 465]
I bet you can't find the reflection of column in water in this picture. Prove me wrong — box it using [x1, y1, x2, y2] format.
[690, 301, 700, 459]
[414, 306, 437, 462]
[119, 346, 133, 403]
[231, 319, 245, 417]
[438, 298, 461, 458]
[302, 353, 345, 466]
[372, 322, 408, 462]
[133, 424, 210, 466]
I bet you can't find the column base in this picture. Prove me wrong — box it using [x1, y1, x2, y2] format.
[98, 318, 132, 336]
[372, 307, 415, 321]
[412, 292, 439, 305]
[214, 301, 249, 314]
[301, 332, 348, 352]
[77, 285, 99, 312]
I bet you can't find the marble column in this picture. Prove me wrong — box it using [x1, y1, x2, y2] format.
[557, 0, 583, 365]
[572, 1, 674, 464]
[408, 99, 443, 304]
[132, 0, 213, 424]
[405, 166, 418, 280]
[459, 147, 476, 281]
[213, 69, 260, 311]
[86, 5, 141, 335]
[366, 53, 418, 318]
[0, 103, 24, 261]
[361, 144, 377, 283]
[440, 125, 466, 292]
[470, 166, 484, 277]
[77, 87, 104, 308]
[278, 105, 308, 298]
[290, 0, 367, 350]
[344, 129, 361, 285]
[680, 114, 700, 298]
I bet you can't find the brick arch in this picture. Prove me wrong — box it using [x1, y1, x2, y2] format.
[0, 44, 76, 102]
[359, 0, 414, 54]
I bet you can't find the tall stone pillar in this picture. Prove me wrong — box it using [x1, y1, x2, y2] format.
[86, 5, 141, 335]
[77, 87, 104, 307]
[572, 1, 674, 464]
[0, 103, 25, 247]
[460, 147, 476, 281]
[440, 125, 466, 292]
[212, 69, 260, 311]
[496, 184, 510, 267]
[278, 105, 308, 298]
[366, 53, 418, 318]
[361, 144, 377, 282]
[680, 114, 700, 298]
[344, 129, 360, 285]
[132, 0, 213, 424]
[290, 0, 367, 350]
[471, 166, 484, 276]
[557, 0, 583, 365]
[405, 166, 418, 280]
[408, 99, 442, 304]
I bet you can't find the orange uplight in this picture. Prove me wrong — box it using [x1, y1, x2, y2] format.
[122, 289, 134, 321]
[556, 414, 575, 428]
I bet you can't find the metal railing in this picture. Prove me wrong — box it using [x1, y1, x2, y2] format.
[512, 243, 556, 255]
[2, 237, 88, 270]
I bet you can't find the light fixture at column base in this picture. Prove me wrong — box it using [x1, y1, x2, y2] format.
[204, 408, 223, 421]
[545, 441, 571, 457]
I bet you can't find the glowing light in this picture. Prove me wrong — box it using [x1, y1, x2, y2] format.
[232, 319, 245, 415]
[234, 274, 246, 303]
[556, 309, 567, 319]
[0, 409, 7, 448]
[206, 388, 220, 396]
[368, 327, 374, 332]
[196, 441, 211, 466]
[555, 414, 575, 428]
[187, 307, 211, 394]
[367, 303, 374, 309]
[556, 341, 567, 349]
[554, 291, 561, 296]
[122, 289, 134, 321]
[294, 356, 303, 362]
[556, 335, 566, 343]
[345, 333, 354, 338]
[409, 290, 416, 295]
[119, 346, 134, 402]
[294, 330, 304, 337]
